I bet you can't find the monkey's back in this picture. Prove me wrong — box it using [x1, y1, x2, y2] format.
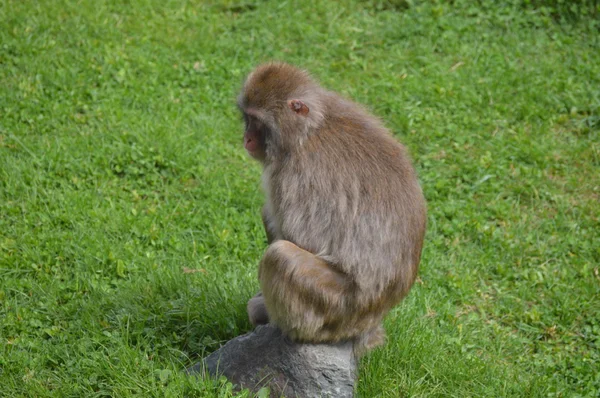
[267, 93, 426, 303]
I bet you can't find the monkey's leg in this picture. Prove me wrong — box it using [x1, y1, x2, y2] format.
[258, 240, 354, 342]
[247, 292, 269, 326]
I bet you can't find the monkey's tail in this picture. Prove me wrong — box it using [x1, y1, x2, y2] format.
[353, 324, 386, 357]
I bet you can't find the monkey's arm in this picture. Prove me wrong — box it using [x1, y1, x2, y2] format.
[261, 205, 278, 244]
[247, 205, 278, 327]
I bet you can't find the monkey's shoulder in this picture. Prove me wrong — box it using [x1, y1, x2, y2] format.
[301, 127, 413, 180]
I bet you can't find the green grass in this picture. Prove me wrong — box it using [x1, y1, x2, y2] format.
[1, 0, 599, 396]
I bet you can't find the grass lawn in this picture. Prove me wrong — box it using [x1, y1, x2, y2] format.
[1, 0, 599, 396]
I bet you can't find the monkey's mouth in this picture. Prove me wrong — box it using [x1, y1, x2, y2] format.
[244, 129, 264, 157]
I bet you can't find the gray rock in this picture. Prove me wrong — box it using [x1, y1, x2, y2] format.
[186, 324, 357, 397]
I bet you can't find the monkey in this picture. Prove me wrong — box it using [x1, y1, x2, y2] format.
[239, 62, 426, 356]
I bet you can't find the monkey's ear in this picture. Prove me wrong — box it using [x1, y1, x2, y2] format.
[287, 99, 309, 116]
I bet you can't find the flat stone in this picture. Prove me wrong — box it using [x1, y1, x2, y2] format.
[186, 324, 357, 397]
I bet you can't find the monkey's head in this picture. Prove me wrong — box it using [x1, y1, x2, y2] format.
[237, 62, 325, 162]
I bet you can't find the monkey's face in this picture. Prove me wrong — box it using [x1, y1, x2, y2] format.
[238, 63, 318, 162]
[243, 113, 268, 161]
[240, 101, 310, 163]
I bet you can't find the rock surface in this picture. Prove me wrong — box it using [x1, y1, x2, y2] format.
[186, 324, 357, 397]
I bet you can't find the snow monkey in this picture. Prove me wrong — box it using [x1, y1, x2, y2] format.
[240, 63, 426, 356]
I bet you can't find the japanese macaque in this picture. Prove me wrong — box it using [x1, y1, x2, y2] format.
[240, 63, 426, 356]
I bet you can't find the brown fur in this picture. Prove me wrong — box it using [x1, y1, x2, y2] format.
[239, 62, 426, 356]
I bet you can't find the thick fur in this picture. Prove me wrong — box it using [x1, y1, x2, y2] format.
[240, 63, 426, 355]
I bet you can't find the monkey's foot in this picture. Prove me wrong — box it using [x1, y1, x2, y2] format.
[186, 324, 357, 397]
[247, 292, 269, 326]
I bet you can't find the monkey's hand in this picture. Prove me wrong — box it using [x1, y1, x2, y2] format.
[247, 292, 269, 327]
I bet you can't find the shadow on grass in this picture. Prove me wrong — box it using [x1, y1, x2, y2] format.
[85, 267, 255, 366]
